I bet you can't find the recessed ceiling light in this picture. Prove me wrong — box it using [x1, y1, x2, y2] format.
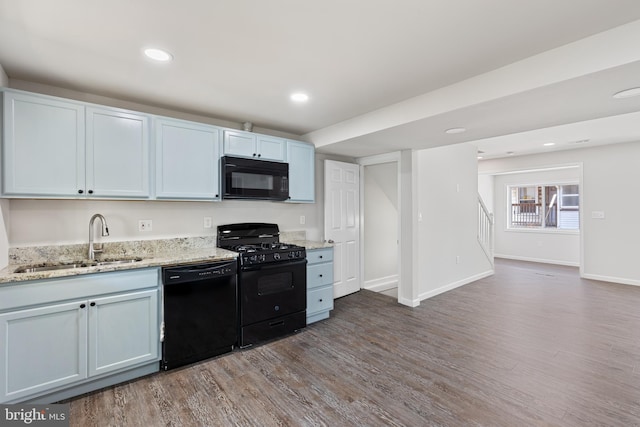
[144, 48, 173, 62]
[290, 93, 309, 102]
[506, 151, 515, 155]
[445, 127, 466, 134]
[543, 142, 555, 146]
[571, 139, 590, 144]
[613, 87, 640, 99]
[477, 156, 484, 160]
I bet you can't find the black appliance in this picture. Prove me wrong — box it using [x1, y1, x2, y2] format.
[221, 156, 289, 201]
[217, 223, 306, 347]
[161, 260, 237, 370]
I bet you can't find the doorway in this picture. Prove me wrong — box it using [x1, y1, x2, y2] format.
[362, 159, 399, 299]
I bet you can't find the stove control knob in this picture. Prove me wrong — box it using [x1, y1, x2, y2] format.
[259, 254, 266, 262]
[249, 255, 258, 263]
[288, 251, 295, 258]
[273, 253, 281, 260]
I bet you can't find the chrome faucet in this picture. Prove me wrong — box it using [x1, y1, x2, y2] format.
[88, 214, 109, 260]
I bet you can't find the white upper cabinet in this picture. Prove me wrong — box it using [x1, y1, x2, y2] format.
[1, 90, 151, 199]
[256, 134, 286, 161]
[86, 107, 150, 198]
[155, 118, 221, 200]
[223, 129, 286, 161]
[286, 140, 315, 203]
[2, 91, 85, 197]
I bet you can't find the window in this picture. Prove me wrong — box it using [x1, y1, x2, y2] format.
[508, 184, 579, 230]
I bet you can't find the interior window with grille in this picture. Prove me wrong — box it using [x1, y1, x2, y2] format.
[508, 184, 579, 230]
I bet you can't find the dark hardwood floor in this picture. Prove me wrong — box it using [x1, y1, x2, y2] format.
[67, 259, 640, 426]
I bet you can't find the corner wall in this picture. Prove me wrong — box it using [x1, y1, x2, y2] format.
[415, 143, 493, 301]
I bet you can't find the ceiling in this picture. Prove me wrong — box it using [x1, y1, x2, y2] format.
[1, 0, 640, 159]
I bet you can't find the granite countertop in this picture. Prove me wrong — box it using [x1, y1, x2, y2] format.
[283, 239, 333, 250]
[0, 237, 238, 285]
[0, 234, 331, 285]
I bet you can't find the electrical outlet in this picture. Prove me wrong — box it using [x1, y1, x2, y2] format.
[204, 217, 212, 228]
[299, 215, 306, 225]
[456, 255, 460, 264]
[139, 220, 152, 232]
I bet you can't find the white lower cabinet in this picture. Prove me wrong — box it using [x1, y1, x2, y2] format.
[89, 290, 158, 377]
[0, 269, 160, 404]
[0, 301, 88, 402]
[306, 247, 334, 324]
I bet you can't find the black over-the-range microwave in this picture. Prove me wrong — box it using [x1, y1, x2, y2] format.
[221, 156, 289, 201]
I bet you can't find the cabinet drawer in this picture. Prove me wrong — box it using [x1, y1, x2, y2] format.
[307, 286, 333, 316]
[307, 248, 333, 264]
[307, 263, 333, 289]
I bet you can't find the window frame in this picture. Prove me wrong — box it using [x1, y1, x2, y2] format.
[506, 181, 580, 233]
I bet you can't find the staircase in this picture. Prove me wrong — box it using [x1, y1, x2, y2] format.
[478, 195, 494, 267]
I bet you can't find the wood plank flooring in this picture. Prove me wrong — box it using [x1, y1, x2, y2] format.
[66, 259, 640, 426]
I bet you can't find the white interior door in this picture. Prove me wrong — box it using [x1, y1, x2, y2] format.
[324, 160, 360, 298]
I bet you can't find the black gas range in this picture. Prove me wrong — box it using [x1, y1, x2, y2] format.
[217, 223, 307, 347]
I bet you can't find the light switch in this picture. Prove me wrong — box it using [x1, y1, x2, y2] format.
[591, 211, 605, 219]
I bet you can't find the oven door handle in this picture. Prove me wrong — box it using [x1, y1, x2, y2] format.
[241, 258, 307, 272]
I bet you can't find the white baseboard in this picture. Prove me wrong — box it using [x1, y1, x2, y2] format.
[397, 296, 420, 307]
[363, 275, 398, 292]
[418, 270, 494, 302]
[494, 254, 579, 267]
[581, 273, 640, 287]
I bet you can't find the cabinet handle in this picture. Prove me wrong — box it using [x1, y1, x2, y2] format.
[319, 274, 323, 277]
[88, 190, 94, 194]
[215, 194, 219, 198]
[78, 189, 84, 194]
[253, 153, 257, 157]
[90, 302, 96, 307]
[319, 298, 323, 302]
[319, 255, 323, 259]
[257, 154, 261, 157]
[80, 304, 86, 309]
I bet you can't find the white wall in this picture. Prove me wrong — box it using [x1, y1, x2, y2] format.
[363, 162, 398, 288]
[415, 143, 493, 301]
[480, 141, 640, 285]
[9, 198, 321, 246]
[491, 167, 580, 266]
[478, 174, 493, 213]
[0, 64, 9, 268]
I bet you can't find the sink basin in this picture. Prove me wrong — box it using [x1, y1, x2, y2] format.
[14, 262, 96, 274]
[95, 258, 143, 266]
[13, 258, 143, 274]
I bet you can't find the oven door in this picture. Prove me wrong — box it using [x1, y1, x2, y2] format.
[221, 156, 289, 201]
[239, 258, 307, 326]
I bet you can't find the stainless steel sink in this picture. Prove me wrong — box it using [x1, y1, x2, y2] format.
[95, 258, 143, 266]
[14, 262, 96, 273]
[13, 258, 143, 274]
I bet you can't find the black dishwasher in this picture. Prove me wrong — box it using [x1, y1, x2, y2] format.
[161, 260, 237, 370]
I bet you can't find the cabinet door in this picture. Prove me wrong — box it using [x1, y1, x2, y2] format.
[86, 107, 150, 198]
[155, 118, 220, 200]
[88, 289, 159, 377]
[0, 301, 88, 403]
[222, 130, 256, 158]
[2, 91, 85, 197]
[287, 140, 315, 202]
[256, 135, 285, 161]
